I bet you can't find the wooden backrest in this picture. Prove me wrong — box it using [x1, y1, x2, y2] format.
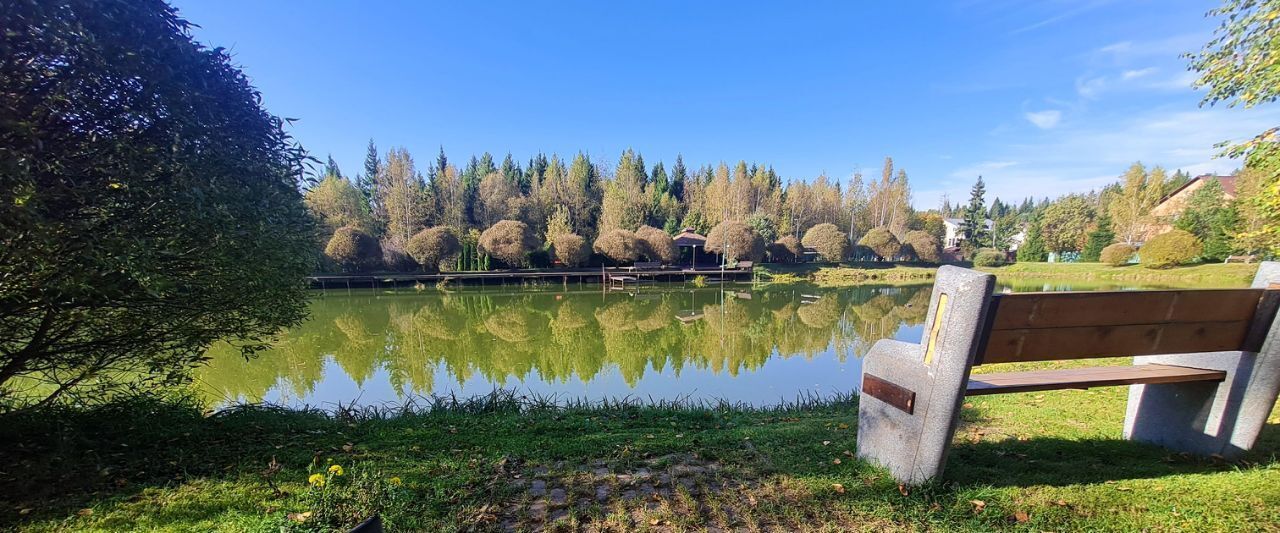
[737, 261, 754, 269]
[974, 288, 1280, 365]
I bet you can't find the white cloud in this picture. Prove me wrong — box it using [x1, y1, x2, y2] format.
[1075, 76, 1107, 99]
[1121, 67, 1157, 80]
[1025, 110, 1062, 129]
[931, 105, 1277, 207]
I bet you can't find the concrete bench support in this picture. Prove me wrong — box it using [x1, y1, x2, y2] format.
[1124, 262, 1280, 458]
[856, 266, 995, 484]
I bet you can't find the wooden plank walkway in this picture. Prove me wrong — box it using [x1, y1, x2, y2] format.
[308, 266, 753, 289]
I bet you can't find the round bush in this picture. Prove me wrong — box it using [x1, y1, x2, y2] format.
[325, 226, 381, 272]
[768, 235, 803, 263]
[902, 230, 941, 264]
[478, 220, 538, 268]
[801, 223, 849, 262]
[857, 227, 901, 261]
[1100, 242, 1136, 267]
[973, 249, 1007, 267]
[594, 229, 640, 264]
[1141, 229, 1202, 269]
[553, 233, 589, 267]
[705, 221, 766, 262]
[407, 226, 460, 272]
[635, 225, 678, 263]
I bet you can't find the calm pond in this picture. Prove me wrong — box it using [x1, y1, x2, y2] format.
[196, 278, 1213, 408]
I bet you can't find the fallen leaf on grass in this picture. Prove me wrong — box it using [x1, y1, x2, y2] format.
[832, 483, 845, 494]
[287, 511, 312, 523]
[823, 440, 831, 446]
[897, 484, 909, 496]
[342, 443, 354, 452]
[969, 500, 986, 513]
[77, 509, 93, 517]
[832, 458, 842, 465]
[1054, 499, 1069, 507]
[838, 423, 849, 429]
[1012, 510, 1029, 523]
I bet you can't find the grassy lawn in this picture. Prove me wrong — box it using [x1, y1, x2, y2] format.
[760, 261, 1261, 288]
[2, 378, 1277, 532]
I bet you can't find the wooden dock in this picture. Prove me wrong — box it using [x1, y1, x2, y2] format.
[308, 266, 754, 290]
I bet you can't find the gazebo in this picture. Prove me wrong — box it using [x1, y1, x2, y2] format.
[672, 227, 708, 268]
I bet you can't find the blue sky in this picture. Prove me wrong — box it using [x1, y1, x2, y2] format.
[173, 0, 1276, 208]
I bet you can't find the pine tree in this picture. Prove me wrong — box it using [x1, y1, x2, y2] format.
[359, 139, 380, 216]
[651, 161, 669, 196]
[1081, 214, 1116, 261]
[671, 155, 687, 201]
[500, 153, 522, 188]
[963, 176, 988, 245]
[1017, 214, 1048, 262]
[324, 154, 342, 179]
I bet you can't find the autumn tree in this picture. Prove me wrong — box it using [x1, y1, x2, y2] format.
[479, 220, 538, 268]
[594, 228, 640, 264]
[1108, 163, 1165, 244]
[768, 236, 803, 263]
[553, 233, 589, 267]
[326, 227, 381, 272]
[378, 147, 427, 248]
[1188, 0, 1280, 254]
[902, 231, 942, 264]
[635, 225, 678, 263]
[1041, 195, 1095, 253]
[802, 223, 850, 262]
[859, 227, 901, 261]
[306, 175, 373, 235]
[407, 226, 460, 272]
[477, 171, 521, 228]
[705, 221, 766, 263]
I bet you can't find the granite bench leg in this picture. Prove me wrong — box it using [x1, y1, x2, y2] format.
[856, 266, 995, 484]
[1123, 261, 1280, 458]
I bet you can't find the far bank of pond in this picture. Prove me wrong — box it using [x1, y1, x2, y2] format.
[197, 266, 1256, 409]
[759, 261, 1260, 288]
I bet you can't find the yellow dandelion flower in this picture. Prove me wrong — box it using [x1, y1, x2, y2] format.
[328, 464, 344, 476]
[389, 477, 402, 486]
[308, 473, 326, 487]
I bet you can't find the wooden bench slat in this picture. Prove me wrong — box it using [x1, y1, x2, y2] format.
[988, 289, 1264, 330]
[965, 363, 1226, 396]
[979, 319, 1251, 364]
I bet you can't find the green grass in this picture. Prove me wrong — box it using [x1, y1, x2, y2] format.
[2, 385, 1277, 532]
[759, 261, 1261, 288]
[977, 261, 1261, 287]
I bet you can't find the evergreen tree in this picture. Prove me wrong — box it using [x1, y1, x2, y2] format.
[651, 161, 669, 196]
[963, 176, 988, 245]
[500, 153, 522, 188]
[671, 154, 687, 201]
[1081, 214, 1116, 262]
[359, 139, 380, 215]
[324, 154, 342, 179]
[1016, 214, 1048, 262]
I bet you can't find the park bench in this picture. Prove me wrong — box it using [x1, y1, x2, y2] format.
[735, 261, 754, 269]
[632, 261, 662, 270]
[856, 263, 1280, 484]
[1225, 254, 1257, 264]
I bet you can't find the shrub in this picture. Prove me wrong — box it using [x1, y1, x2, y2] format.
[1100, 242, 1136, 266]
[973, 248, 1007, 267]
[478, 220, 538, 268]
[594, 229, 640, 264]
[858, 227, 901, 261]
[635, 225, 678, 263]
[553, 233, 589, 267]
[406, 226, 460, 272]
[768, 235, 804, 263]
[380, 239, 415, 272]
[325, 227, 381, 272]
[901, 230, 941, 264]
[1141, 230, 1202, 269]
[802, 223, 849, 262]
[705, 221, 766, 263]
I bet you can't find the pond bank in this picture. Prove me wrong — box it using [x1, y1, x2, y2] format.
[760, 261, 1261, 288]
[4, 380, 1277, 531]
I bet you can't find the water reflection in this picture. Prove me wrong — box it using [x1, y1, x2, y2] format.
[197, 285, 931, 407]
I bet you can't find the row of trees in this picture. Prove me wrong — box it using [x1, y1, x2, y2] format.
[307, 149, 940, 271]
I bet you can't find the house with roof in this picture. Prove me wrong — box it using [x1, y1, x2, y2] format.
[1147, 174, 1237, 237]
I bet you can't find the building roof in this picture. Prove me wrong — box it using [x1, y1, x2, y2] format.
[1161, 174, 1237, 203]
[673, 228, 706, 247]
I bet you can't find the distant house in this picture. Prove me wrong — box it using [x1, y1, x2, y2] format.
[1148, 174, 1237, 236]
[942, 218, 993, 248]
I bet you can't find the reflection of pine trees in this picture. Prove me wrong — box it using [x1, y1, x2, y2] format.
[193, 285, 934, 404]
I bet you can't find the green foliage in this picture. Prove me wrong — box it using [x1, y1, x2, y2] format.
[635, 225, 677, 263]
[0, 0, 317, 406]
[1174, 179, 1239, 261]
[1141, 230, 1203, 269]
[325, 227, 382, 273]
[705, 221, 766, 263]
[1041, 195, 1096, 253]
[857, 227, 901, 261]
[1081, 214, 1116, 262]
[552, 233, 589, 267]
[973, 249, 1007, 267]
[593, 229, 640, 264]
[745, 214, 779, 242]
[306, 175, 373, 235]
[901, 230, 942, 264]
[406, 227, 460, 272]
[801, 223, 850, 263]
[1100, 243, 1137, 266]
[963, 176, 989, 243]
[478, 220, 538, 268]
[1016, 215, 1048, 262]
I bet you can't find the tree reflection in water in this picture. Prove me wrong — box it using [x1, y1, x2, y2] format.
[197, 285, 931, 406]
